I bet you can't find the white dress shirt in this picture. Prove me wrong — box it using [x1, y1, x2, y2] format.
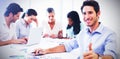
[0, 20, 17, 41]
[42, 20, 62, 36]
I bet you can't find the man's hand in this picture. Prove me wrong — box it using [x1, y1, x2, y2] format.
[33, 48, 47, 56]
[83, 43, 99, 59]
[10, 38, 27, 44]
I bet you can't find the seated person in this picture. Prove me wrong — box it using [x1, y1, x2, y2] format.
[66, 11, 81, 39]
[15, 9, 38, 39]
[33, 1, 118, 59]
[42, 7, 62, 38]
[0, 3, 27, 46]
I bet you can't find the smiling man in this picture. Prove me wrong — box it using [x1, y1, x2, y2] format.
[80, 1, 117, 59]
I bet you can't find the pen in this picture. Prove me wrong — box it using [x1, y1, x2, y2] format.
[31, 52, 43, 56]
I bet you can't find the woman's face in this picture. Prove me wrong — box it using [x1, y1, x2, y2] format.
[48, 12, 55, 22]
[26, 15, 37, 24]
[68, 18, 73, 26]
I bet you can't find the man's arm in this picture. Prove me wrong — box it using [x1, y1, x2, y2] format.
[0, 40, 12, 46]
[47, 44, 66, 53]
[33, 44, 66, 55]
[100, 55, 113, 59]
[0, 38, 27, 46]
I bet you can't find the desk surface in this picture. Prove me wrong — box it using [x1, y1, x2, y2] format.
[0, 38, 80, 59]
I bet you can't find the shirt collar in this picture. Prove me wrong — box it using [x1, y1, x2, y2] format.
[86, 22, 104, 34]
[21, 18, 26, 25]
[2, 19, 14, 29]
[21, 18, 32, 28]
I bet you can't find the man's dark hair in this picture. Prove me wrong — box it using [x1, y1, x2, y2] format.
[4, 3, 23, 16]
[47, 7, 54, 13]
[81, 0, 100, 14]
[22, 9, 37, 18]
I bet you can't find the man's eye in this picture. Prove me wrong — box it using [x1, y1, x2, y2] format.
[83, 12, 86, 15]
[88, 11, 93, 14]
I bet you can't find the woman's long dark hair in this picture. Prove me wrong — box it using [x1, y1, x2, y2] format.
[67, 11, 81, 35]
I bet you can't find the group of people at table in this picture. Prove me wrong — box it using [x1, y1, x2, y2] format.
[0, 0, 118, 59]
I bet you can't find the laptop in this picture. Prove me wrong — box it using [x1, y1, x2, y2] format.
[26, 27, 43, 46]
[11, 27, 43, 48]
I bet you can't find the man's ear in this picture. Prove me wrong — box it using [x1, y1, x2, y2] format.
[97, 11, 100, 17]
[9, 12, 13, 17]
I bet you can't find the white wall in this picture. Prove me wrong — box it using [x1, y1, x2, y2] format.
[98, 0, 120, 58]
[0, 0, 30, 18]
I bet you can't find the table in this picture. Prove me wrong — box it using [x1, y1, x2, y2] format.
[0, 38, 80, 59]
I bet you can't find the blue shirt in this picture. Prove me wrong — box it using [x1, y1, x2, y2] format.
[15, 19, 32, 39]
[63, 23, 117, 59]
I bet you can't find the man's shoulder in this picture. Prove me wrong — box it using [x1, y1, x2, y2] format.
[10, 23, 16, 28]
[76, 28, 86, 36]
[0, 19, 6, 28]
[102, 25, 115, 34]
[15, 19, 25, 26]
[15, 19, 23, 24]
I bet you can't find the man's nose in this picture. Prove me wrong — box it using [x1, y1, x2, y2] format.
[84, 14, 90, 20]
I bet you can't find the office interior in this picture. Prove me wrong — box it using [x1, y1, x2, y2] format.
[0, 0, 120, 58]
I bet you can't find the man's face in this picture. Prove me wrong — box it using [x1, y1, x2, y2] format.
[12, 12, 21, 22]
[82, 6, 99, 27]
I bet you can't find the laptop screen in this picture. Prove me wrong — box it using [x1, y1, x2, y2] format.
[27, 27, 43, 46]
